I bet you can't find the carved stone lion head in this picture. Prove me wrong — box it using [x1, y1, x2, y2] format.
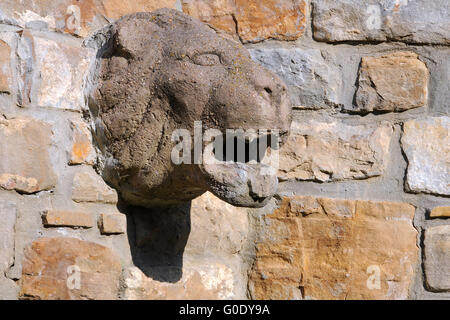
[87, 9, 291, 208]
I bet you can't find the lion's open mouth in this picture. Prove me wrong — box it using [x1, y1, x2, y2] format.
[214, 130, 287, 163]
[201, 130, 287, 208]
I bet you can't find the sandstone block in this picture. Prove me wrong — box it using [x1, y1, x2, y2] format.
[0, 39, 12, 93]
[349, 52, 428, 114]
[182, 0, 308, 43]
[72, 169, 118, 204]
[43, 210, 94, 228]
[98, 213, 126, 235]
[312, 0, 450, 45]
[249, 196, 418, 300]
[278, 120, 392, 182]
[68, 119, 95, 165]
[0, 0, 176, 37]
[430, 207, 450, 219]
[0, 117, 57, 194]
[101, 0, 177, 20]
[402, 117, 450, 196]
[424, 226, 450, 291]
[20, 237, 122, 300]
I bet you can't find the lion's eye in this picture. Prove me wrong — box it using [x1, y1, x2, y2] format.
[191, 53, 221, 66]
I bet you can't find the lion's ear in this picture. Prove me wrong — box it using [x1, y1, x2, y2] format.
[114, 14, 164, 59]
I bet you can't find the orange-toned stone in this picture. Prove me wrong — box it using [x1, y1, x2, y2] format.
[249, 196, 419, 300]
[69, 119, 95, 165]
[430, 207, 450, 218]
[0, 40, 12, 93]
[352, 52, 429, 113]
[100, 0, 177, 20]
[43, 210, 94, 228]
[182, 0, 308, 43]
[98, 213, 126, 234]
[20, 238, 122, 300]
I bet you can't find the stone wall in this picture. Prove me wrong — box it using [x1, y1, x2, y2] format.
[0, 0, 449, 300]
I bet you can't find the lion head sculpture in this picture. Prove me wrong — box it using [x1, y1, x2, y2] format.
[86, 9, 291, 208]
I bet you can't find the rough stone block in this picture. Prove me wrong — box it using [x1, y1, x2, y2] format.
[20, 237, 122, 300]
[68, 119, 95, 165]
[182, 0, 308, 43]
[122, 263, 235, 300]
[349, 52, 428, 114]
[430, 207, 450, 219]
[424, 226, 450, 291]
[43, 210, 94, 228]
[31, 33, 93, 111]
[249, 196, 418, 300]
[0, 117, 57, 194]
[278, 119, 392, 182]
[98, 213, 126, 235]
[402, 117, 450, 196]
[0, 0, 176, 37]
[312, 0, 450, 45]
[0, 39, 12, 93]
[186, 192, 249, 256]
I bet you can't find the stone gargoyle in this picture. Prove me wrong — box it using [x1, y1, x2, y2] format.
[86, 9, 291, 208]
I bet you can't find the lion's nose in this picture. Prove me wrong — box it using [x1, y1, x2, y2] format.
[253, 68, 288, 103]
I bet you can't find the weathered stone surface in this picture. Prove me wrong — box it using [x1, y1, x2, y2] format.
[402, 117, 450, 196]
[278, 120, 392, 182]
[43, 210, 94, 228]
[101, 0, 177, 20]
[0, 277, 18, 300]
[250, 48, 342, 109]
[98, 213, 126, 235]
[68, 119, 95, 165]
[89, 9, 291, 208]
[0, 0, 176, 37]
[0, 39, 12, 93]
[72, 169, 118, 204]
[0, 117, 57, 193]
[123, 263, 235, 300]
[312, 0, 450, 45]
[15, 30, 92, 109]
[424, 226, 450, 291]
[430, 207, 450, 219]
[249, 196, 418, 300]
[182, 0, 308, 43]
[186, 192, 249, 256]
[0, 201, 16, 274]
[31, 34, 92, 111]
[129, 192, 249, 299]
[20, 237, 122, 300]
[348, 52, 428, 114]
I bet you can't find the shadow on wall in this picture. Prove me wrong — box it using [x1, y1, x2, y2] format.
[123, 200, 192, 283]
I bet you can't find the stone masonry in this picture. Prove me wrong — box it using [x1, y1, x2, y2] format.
[0, 0, 449, 300]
